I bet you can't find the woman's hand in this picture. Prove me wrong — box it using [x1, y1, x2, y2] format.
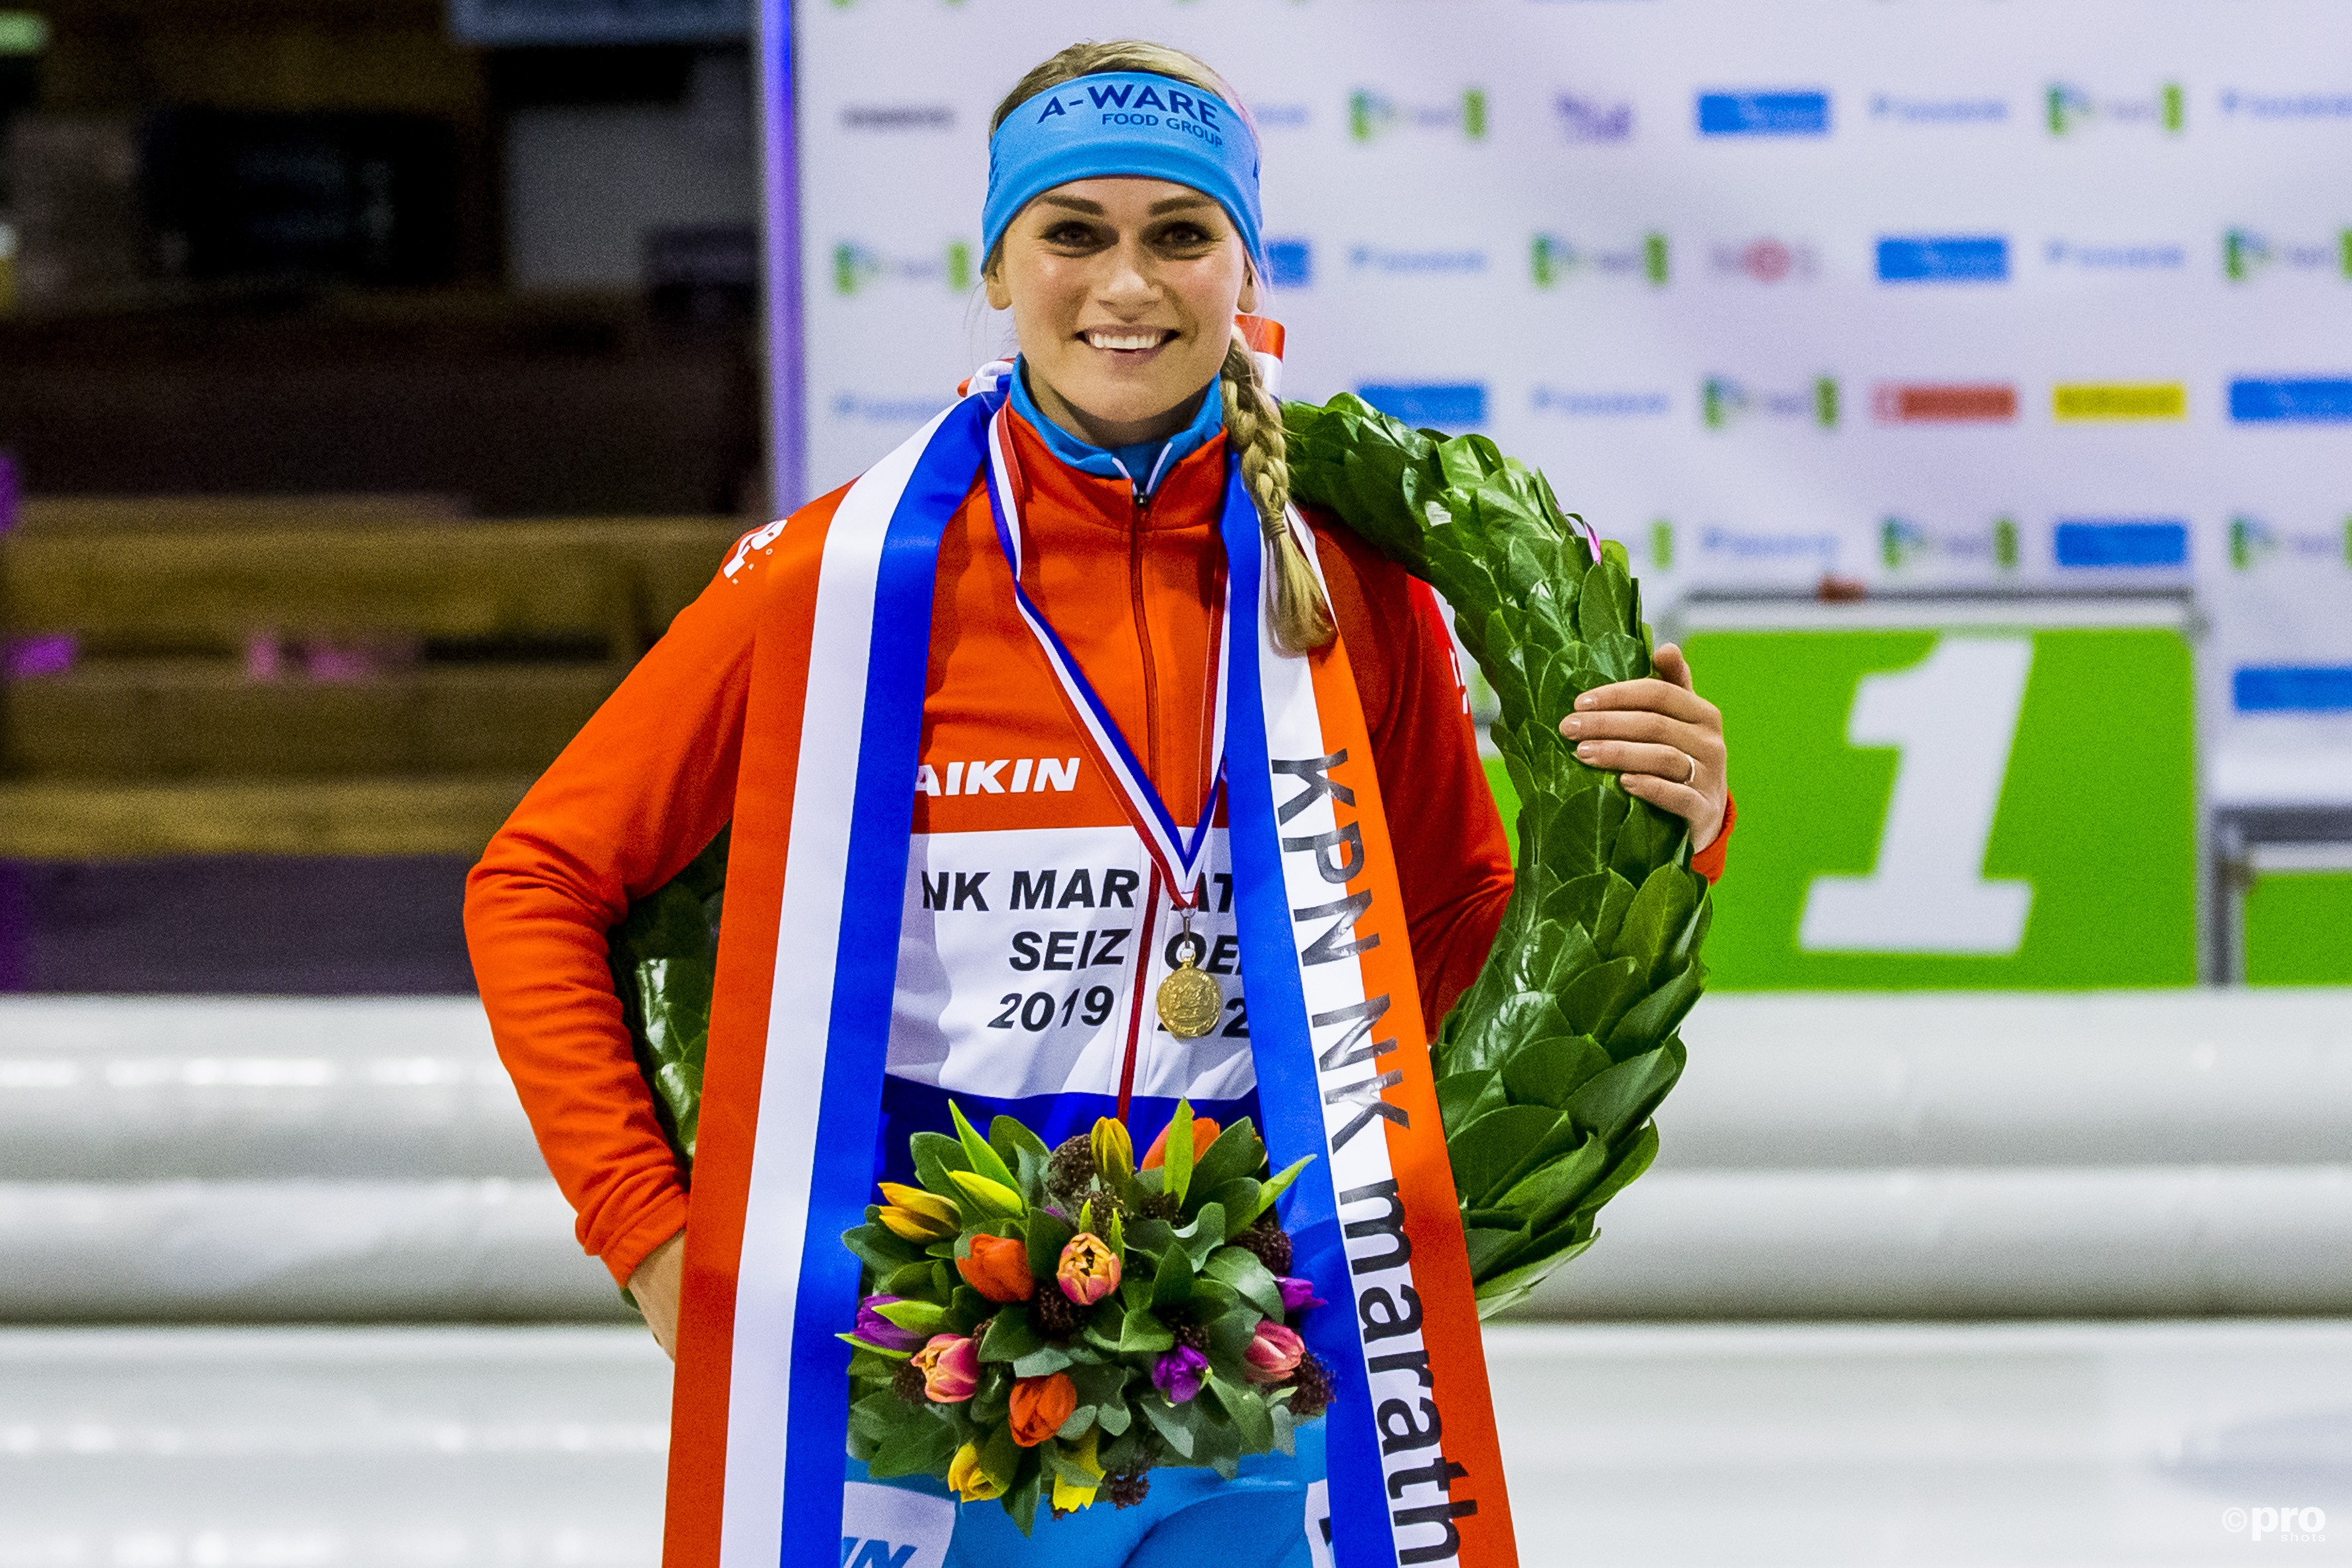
[1559, 643, 1729, 853]
[629, 1229, 686, 1361]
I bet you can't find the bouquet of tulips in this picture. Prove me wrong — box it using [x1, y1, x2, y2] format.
[840, 1101, 1330, 1533]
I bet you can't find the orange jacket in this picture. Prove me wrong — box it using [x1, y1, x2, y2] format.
[465, 408, 1728, 1285]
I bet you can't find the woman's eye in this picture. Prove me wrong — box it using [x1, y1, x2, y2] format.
[1157, 224, 1214, 248]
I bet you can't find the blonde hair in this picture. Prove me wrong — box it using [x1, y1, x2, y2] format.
[988, 40, 1336, 655]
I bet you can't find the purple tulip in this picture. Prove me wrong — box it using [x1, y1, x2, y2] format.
[1152, 1344, 1208, 1405]
[1276, 1276, 1324, 1312]
[854, 1294, 926, 1353]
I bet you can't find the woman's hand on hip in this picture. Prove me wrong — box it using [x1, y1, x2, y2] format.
[630, 1229, 686, 1362]
[1559, 643, 1729, 853]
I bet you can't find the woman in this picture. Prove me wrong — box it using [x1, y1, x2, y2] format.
[466, 39, 1731, 1568]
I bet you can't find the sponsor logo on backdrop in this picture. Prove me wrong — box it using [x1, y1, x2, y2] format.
[1529, 386, 1673, 418]
[2047, 80, 2185, 135]
[2229, 514, 2352, 570]
[1697, 525, 1842, 566]
[1697, 90, 1832, 137]
[831, 391, 953, 425]
[2234, 665, 2352, 713]
[1553, 92, 1634, 143]
[832, 240, 973, 295]
[1882, 514, 2021, 571]
[2229, 377, 2352, 422]
[2218, 88, 2352, 121]
[2044, 238, 2188, 273]
[2053, 518, 2189, 568]
[1877, 235, 2007, 283]
[1350, 88, 1488, 142]
[1265, 239, 1313, 289]
[1646, 519, 1676, 571]
[1873, 382, 2019, 423]
[1357, 382, 1488, 429]
[1531, 232, 1668, 285]
[839, 104, 953, 132]
[1710, 236, 1818, 283]
[2223, 228, 2352, 280]
[2053, 382, 2188, 420]
[1869, 92, 2009, 125]
[1251, 103, 1312, 131]
[1703, 374, 1840, 429]
[1349, 244, 1486, 277]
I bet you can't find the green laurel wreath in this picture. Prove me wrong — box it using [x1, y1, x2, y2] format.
[609, 394, 1709, 1320]
[1283, 394, 1708, 1317]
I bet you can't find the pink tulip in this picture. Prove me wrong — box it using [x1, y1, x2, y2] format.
[911, 1334, 979, 1402]
[1244, 1321, 1306, 1383]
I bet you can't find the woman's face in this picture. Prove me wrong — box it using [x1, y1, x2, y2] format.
[986, 176, 1257, 449]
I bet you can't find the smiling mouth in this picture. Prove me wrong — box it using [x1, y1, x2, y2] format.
[1081, 329, 1176, 354]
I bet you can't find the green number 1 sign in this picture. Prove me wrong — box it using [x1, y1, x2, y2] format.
[1674, 603, 2199, 989]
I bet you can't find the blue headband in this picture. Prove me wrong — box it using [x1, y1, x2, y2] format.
[983, 71, 1264, 270]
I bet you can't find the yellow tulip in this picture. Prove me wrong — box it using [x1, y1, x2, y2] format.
[947, 1441, 1001, 1502]
[1050, 1428, 1104, 1514]
[1090, 1117, 1135, 1184]
[876, 1182, 959, 1243]
[948, 1168, 1026, 1217]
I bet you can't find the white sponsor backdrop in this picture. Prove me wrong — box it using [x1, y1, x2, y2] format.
[785, 0, 2352, 764]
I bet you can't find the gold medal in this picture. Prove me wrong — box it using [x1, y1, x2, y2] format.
[1155, 919, 1223, 1040]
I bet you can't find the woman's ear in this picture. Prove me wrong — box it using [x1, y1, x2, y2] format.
[983, 257, 1012, 312]
[1237, 260, 1260, 315]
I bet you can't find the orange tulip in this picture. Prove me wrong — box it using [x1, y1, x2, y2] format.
[1008, 1372, 1077, 1447]
[955, 1233, 1034, 1303]
[1141, 1117, 1221, 1171]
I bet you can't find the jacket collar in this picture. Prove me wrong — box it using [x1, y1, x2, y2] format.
[998, 400, 1231, 535]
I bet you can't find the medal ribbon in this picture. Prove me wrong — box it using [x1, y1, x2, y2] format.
[982, 406, 1231, 906]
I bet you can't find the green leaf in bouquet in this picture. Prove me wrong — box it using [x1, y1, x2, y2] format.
[988, 1114, 1052, 1174]
[881, 1259, 935, 1298]
[1445, 1103, 1561, 1205]
[1565, 1042, 1686, 1146]
[842, 1219, 923, 1274]
[1151, 1244, 1196, 1314]
[839, 1334, 916, 1364]
[849, 1388, 900, 1444]
[1443, 989, 1576, 1077]
[1139, 1394, 1196, 1460]
[1206, 1373, 1275, 1452]
[949, 1168, 1026, 1219]
[1203, 1246, 1285, 1320]
[1490, 1131, 1610, 1235]
[1025, 1207, 1073, 1284]
[980, 1420, 1023, 1490]
[868, 1409, 959, 1481]
[980, 1306, 1046, 1364]
[1186, 1275, 1238, 1321]
[1206, 1304, 1259, 1364]
[1586, 870, 1638, 959]
[1243, 1157, 1313, 1227]
[1269, 1397, 1298, 1458]
[874, 1298, 950, 1336]
[1164, 1101, 1196, 1206]
[1095, 1398, 1132, 1438]
[1208, 1179, 1263, 1238]
[1475, 1109, 1591, 1211]
[1014, 1344, 1073, 1377]
[1115, 1305, 1175, 1355]
[949, 1101, 1019, 1190]
[1188, 1118, 1265, 1197]
[1496, 1032, 1610, 1112]
[1174, 1203, 1226, 1268]
[1469, 1220, 1598, 1320]
[909, 1131, 970, 1196]
[1004, 1466, 1042, 1536]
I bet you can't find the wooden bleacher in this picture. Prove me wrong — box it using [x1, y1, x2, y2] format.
[0, 499, 745, 858]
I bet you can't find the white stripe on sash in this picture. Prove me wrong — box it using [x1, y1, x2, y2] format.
[721, 404, 959, 1568]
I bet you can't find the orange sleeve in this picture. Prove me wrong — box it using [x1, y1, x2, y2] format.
[463, 501, 837, 1286]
